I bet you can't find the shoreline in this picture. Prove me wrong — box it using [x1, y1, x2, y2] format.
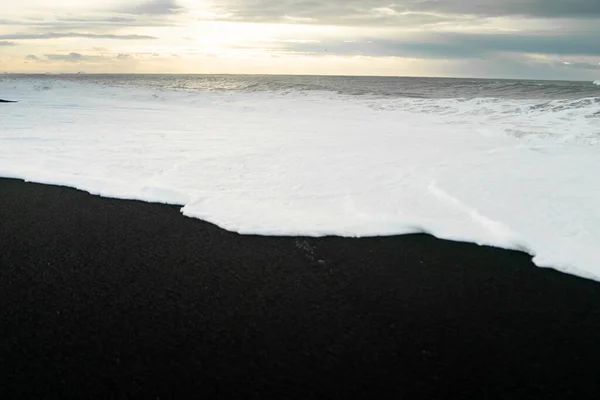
[2, 177, 600, 398]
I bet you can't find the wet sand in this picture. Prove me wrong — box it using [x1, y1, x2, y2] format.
[1, 177, 600, 399]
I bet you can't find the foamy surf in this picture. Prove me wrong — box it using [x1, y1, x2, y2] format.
[1, 75, 599, 281]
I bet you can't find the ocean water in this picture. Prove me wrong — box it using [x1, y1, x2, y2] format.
[1, 74, 599, 280]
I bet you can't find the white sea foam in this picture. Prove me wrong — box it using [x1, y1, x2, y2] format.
[594, 80, 600, 86]
[1, 77, 599, 281]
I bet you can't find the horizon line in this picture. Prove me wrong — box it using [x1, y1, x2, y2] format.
[2, 71, 596, 82]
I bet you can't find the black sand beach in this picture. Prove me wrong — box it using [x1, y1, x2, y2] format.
[1, 177, 600, 399]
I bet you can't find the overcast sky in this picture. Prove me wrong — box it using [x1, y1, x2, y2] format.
[1, 0, 600, 79]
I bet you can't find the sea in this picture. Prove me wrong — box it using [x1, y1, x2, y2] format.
[1, 74, 599, 280]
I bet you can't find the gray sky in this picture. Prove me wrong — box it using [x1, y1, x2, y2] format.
[1, 0, 599, 79]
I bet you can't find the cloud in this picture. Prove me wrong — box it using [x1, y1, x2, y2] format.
[286, 33, 600, 59]
[60, 16, 135, 23]
[0, 16, 178, 28]
[410, 0, 600, 19]
[216, 0, 600, 25]
[287, 39, 483, 59]
[441, 32, 600, 56]
[0, 32, 157, 40]
[43, 52, 126, 63]
[45, 52, 89, 61]
[556, 61, 600, 70]
[118, 0, 184, 15]
[0, 41, 16, 46]
[22, 52, 135, 63]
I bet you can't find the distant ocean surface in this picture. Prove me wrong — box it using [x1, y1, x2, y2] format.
[4, 73, 600, 99]
[1, 74, 599, 280]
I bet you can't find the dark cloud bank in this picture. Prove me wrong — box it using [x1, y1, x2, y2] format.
[222, 0, 600, 23]
[217, 0, 600, 65]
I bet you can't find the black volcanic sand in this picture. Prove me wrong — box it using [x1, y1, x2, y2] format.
[1, 177, 600, 399]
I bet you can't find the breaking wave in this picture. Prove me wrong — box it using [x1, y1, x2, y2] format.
[1, 75, 600, 282]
